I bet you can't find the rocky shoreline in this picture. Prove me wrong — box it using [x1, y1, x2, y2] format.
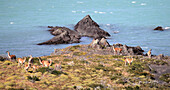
[0, 40, 169, 89]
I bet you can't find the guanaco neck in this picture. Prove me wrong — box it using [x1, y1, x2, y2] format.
[23, 57, 27, 63]
[7, 52, 10, 57]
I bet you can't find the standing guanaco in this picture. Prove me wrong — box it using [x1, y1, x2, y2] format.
[147, 49, 152, 59]
[17, 57, 26, 67]
[55, 61, 62, 71]
[113, 46, 122, 55]
[24, 55, 33, 72]
[38, 57, 52, 67]
[125, 56, 134, 66]
[6, 51, 16, 61]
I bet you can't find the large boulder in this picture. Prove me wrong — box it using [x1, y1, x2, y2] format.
[74, 15, 110, 39]
[37, 26, 81, 45]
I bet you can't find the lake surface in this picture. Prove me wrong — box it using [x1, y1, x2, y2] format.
[0, 0, 170, 57]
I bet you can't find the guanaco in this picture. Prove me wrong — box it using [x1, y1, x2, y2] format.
[32, 65, 41, 72]
[38, 57, 52, 67]
[113, 46, 122, 55]
[6, 51, 16, 61]
[17, 57, 26, 67]
[55, 61, 62, 71]
[125, 57, 134, 66]
[147, 49, 152, 59]
[24, 55, 33, 72]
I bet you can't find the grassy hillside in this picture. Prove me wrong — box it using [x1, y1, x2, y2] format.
[0, 45, 169, 89]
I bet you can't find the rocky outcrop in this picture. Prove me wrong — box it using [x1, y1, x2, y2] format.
[89, 38, 110, 49]
[38, 15, 111, 45]
[37, 26, 81, 45]
[89, 39, 144, 55]
[154, 26, 164, 31]
[115, 44, 144, 55]
[74, 15, 110, 39]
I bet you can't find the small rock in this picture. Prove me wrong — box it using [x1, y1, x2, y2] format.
[154, 26, 164, 31]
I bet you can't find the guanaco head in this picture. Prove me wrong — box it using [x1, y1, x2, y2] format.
[6, 51, 10, 54]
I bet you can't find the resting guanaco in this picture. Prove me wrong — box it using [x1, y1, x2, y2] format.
[147, 49, 152, 59]
[6, 51, 16, 61]
[113, 46, 122, 55]
[38, 57, 52, 67]
[125, 57, 134, 66]
[55, 61, 62, 71]
[32, 65, 41, 72]
[24, 55, 33, 72]
[17, 57, 26, 67]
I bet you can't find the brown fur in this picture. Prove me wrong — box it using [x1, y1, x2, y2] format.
[125, 57, 133, 66]
[113, 46, 122, 55]
[6, 51, 16, 61]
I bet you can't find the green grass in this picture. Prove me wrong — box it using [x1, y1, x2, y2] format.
[0, 45, 169, 89]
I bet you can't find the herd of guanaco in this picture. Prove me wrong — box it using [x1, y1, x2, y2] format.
[6, 51, 62, 72]
[6, 48, 152, 71]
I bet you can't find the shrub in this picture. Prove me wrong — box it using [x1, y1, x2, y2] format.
[51, 70, 62, 76]
[36, 67, 49, 74]
[27, 76, 40, 83]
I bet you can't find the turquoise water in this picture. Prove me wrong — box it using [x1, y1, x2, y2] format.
[0, 0, 170, 57]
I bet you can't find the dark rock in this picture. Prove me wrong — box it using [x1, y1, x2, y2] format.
[74, 15, 110, 38]
[154, 26, 164, 31]
[37, 26, 81, 45]
[48, 26, 54, 28]
[128, 46, 144, 55]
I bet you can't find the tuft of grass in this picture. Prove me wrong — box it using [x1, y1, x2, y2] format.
[36, 67, 50, 74]
[73, 52, 87, 56]
[69, 45, 81, 51]
[51, 70, 63, 76]
[27, 76, 40, 83]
